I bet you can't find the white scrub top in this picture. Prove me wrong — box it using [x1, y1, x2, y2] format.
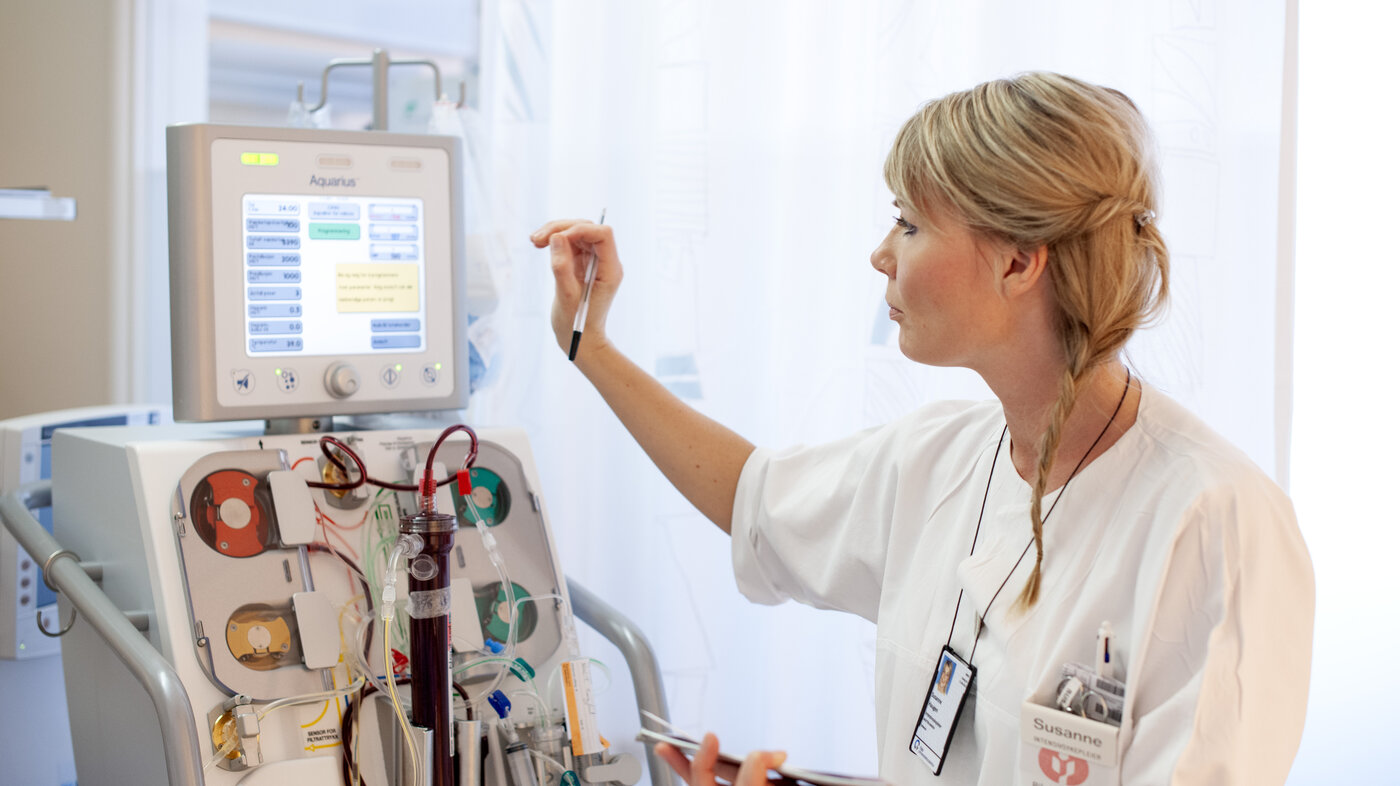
[731, 384, 1313, 785]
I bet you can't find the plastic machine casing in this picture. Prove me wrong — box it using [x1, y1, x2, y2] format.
[166, 124, 468, 422]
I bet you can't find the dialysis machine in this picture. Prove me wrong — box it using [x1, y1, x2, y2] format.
[0, 123, 668, 786]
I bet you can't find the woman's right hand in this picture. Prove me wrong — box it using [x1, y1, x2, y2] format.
[529, 218, 623, 361]
[530, 217, 755, 535]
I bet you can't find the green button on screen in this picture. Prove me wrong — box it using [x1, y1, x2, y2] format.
[309, 223, 361, 240]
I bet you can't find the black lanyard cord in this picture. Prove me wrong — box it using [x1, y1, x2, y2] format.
[945, 371, 1132, 664]
[943, 425, 1007, 652]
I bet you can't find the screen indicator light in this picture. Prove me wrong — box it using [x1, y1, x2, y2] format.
[241, 152, 280, 166]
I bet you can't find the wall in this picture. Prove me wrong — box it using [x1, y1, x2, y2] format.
[0, 7, 129, 781]
[0, 1, 126, 418]
[0, 3, 207, 783]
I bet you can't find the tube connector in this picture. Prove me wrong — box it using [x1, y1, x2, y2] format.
[387, 533, 424, 576]
[381, 533, 425, 622]
[381, 583, 398, 622]
[479, 530, 506, 568]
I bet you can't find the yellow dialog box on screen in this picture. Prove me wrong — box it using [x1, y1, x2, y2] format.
[336, 264, 419, 312]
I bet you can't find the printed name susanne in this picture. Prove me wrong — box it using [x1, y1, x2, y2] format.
[1033, 718, 1103, 747]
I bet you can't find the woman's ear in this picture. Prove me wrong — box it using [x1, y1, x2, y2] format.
[1002, 244, 1050, 297]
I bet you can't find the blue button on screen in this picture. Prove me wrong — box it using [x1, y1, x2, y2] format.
[370, 244, 419, 261]
[249, 320, 303, 335]
[249, 303, 302, 318]
[371, 335, 422, 350]
[368, 204, 419, 221]
[369, 223, 419, 241]
[247, 252, 301, 266]
[247, 235, 301, 250]
[248, 269, 302, 284]
[247, 286, 302, 301]
[246, 218, 300, 232]
[250, 337, 304, 352]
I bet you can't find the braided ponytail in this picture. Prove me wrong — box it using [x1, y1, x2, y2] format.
[1016, 331, 1092, 609]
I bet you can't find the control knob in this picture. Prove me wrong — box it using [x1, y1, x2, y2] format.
[324, 363, 360, 398]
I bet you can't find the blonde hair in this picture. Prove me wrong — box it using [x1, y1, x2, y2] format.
[883, 72, 1169, 609]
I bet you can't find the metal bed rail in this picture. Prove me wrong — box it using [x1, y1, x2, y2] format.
[0, 481, 205, 785]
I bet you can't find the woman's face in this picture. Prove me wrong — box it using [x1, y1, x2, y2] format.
[870, 199, 1007, 368]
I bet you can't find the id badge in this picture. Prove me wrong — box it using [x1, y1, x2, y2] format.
[909, 646, 976, 776]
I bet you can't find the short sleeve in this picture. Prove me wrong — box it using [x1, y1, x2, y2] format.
[1122, 474, 1314, 785]
[730, 400, 991, 623]
[730, 427, 895, 622]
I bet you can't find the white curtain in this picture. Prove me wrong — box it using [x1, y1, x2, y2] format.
[1289, 1, 1395, 783]
[470, 0, 1293, 778]
[131, 0, 210, 405]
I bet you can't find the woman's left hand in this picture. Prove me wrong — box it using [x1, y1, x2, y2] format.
[654, 733, 787, 786]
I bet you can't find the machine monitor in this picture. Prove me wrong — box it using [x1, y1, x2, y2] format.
[166, 124, 468, 422]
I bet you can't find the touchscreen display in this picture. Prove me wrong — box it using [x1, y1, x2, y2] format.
[242, 193, 426, 357]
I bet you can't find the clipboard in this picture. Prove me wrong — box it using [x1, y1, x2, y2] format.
[636, 721, 888, 786]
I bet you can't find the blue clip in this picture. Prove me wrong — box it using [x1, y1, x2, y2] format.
[488, 690, 512, 719]
[484, 638, 505, 655]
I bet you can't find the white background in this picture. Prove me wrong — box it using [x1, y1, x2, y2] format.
[1288, 1, 1400, 782]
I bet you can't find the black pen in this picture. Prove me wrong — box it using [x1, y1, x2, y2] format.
[568, 209, 607, 361]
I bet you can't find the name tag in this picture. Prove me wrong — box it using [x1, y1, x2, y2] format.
[909, 646, 975, 776]
[1019, 701, 1120, 785]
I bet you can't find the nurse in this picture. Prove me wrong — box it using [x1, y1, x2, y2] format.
[531, 72, 1313, 785]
